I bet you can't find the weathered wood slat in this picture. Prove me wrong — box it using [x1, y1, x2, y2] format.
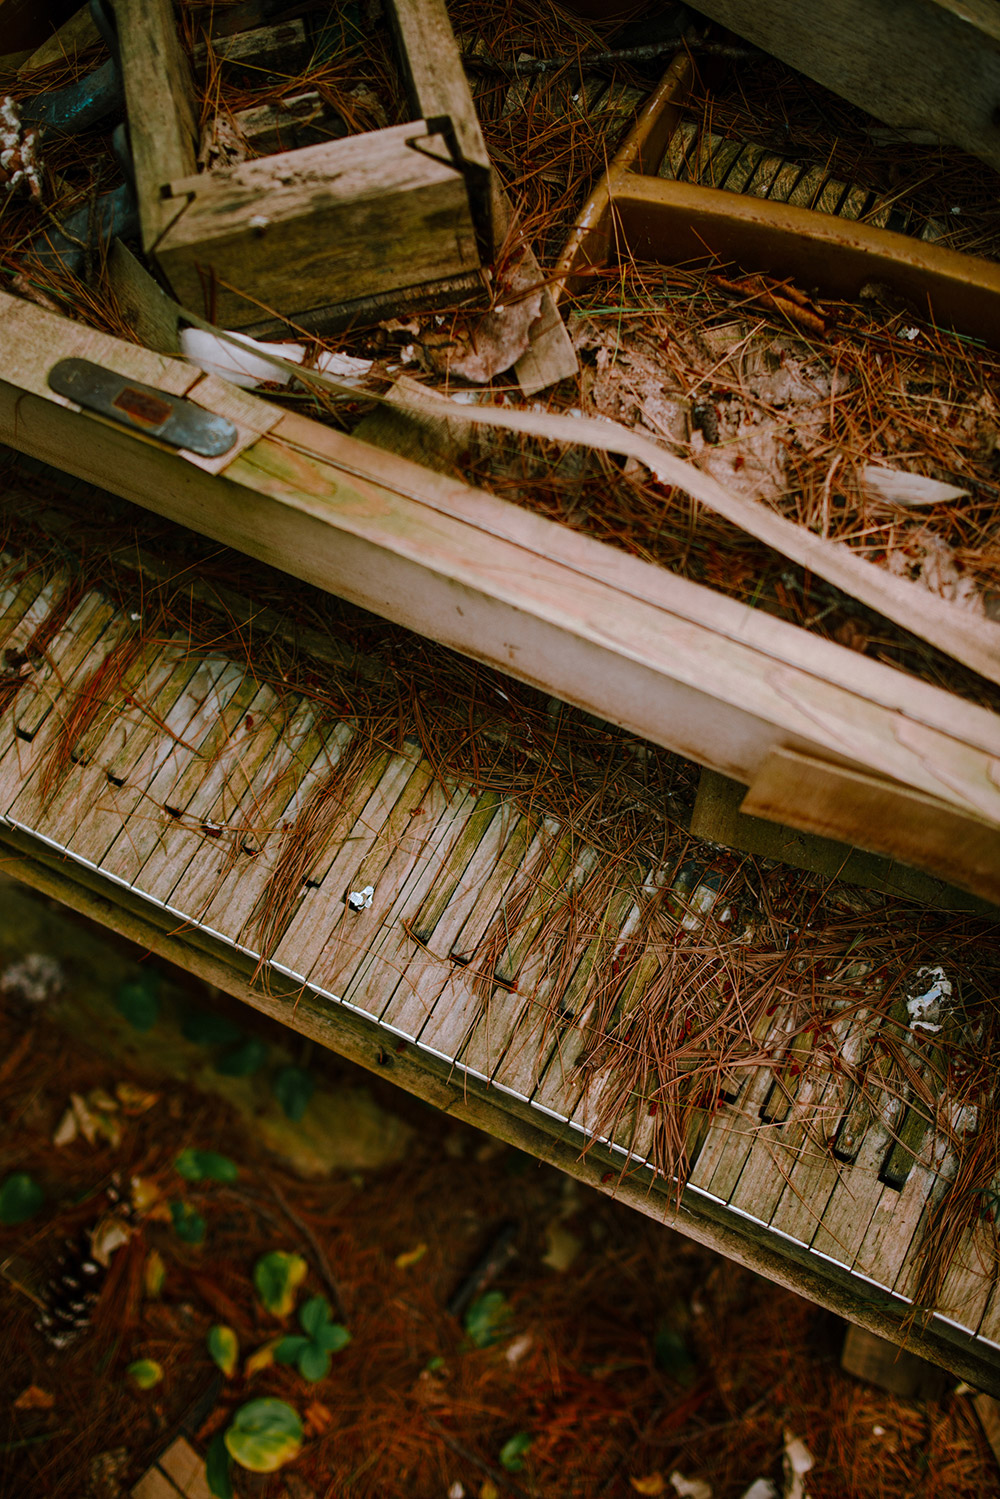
[135, 678, 282, 903]
[682, 0, 1000, 172]
[334, 780, 479, 1009]
[45, 645, 211, 866]
[197, 711, 344, 947]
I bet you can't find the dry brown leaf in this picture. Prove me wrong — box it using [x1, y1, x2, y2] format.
[304, 1401, 333, 1436]
[423, 255, 543, 383]
[115, 1081, 160, 1115]
[14, 1385, 54, 1410]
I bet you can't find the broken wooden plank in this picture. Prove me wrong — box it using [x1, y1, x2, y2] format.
[116, 0, 200, 253]
[679, 0, 1000, 173]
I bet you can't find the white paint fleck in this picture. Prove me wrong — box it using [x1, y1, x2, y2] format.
[347, 884, 374, 912]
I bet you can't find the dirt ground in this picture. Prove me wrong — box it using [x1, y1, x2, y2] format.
[0, 878, 996, 1499]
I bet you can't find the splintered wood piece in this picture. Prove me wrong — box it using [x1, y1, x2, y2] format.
[680, 0, 1000, 172]
[690, 768, 989, 914]
[191, 20, 308, 76]
[114, 0, 199, 254]
[743, 748, 1000, 906]
[156, 124, 479, 329]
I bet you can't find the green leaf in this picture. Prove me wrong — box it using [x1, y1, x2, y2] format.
[463, 1291, 512, 1349]
[126, 1358, 163, 1391]
[0, 1173, 43, 1226]
[274, 1335, 310, 1365]
[273, 1066, 314, 1123]
[208, 1325, 240, 1378]
[653, 1326, 696, 1385]
[169, 1199, 206, 1244]
[315, 1323, 351, 1354]
[216, 1037, 268, 1077]
[206, 1432, 233, 1499]
[174, 1148, 239, 1184]
[297, 1342, 330, 1382]
[181, 1011, 243, 1046]
[114, 976, 159, 1031]
[253, 1250, 307, 1317]
[224, 1398, 303, 1473]
[499, 1433, 532, 1472]
[298, 1295, 331, 1339]
[425, 1355, 445, 1373]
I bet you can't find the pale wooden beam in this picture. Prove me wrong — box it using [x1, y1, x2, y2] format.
[0, 292, 998, 899]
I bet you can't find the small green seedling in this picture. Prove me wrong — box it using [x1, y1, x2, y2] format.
[169, 1199, 206, 1244]
[275, 1296, 350, 1381]
[224, 1398, 303, 1473]
[273, 1066, 314, 1122]
[208, 1325, 240, 1378]
[0, 1173, 43, 1226]
[174, 1148, 239, 1184]
[215, 1037, 268, 1077]
[127, 1359, 163, 1391]
[114, 974, 159, 1031]
[253, 1250, 307, 1317]
[463, 1290, 512, 1349]
[499, 1433, 532, 1472]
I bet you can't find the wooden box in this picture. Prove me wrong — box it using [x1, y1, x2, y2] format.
[116, 0, 493, 334]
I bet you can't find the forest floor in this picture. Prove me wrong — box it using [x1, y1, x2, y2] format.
[0, 877, 996, 1499]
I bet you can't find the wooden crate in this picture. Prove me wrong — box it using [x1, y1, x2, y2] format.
[116, 0, 493, 334]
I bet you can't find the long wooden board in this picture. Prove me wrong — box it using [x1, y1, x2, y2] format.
[1, 293, 999, 902]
